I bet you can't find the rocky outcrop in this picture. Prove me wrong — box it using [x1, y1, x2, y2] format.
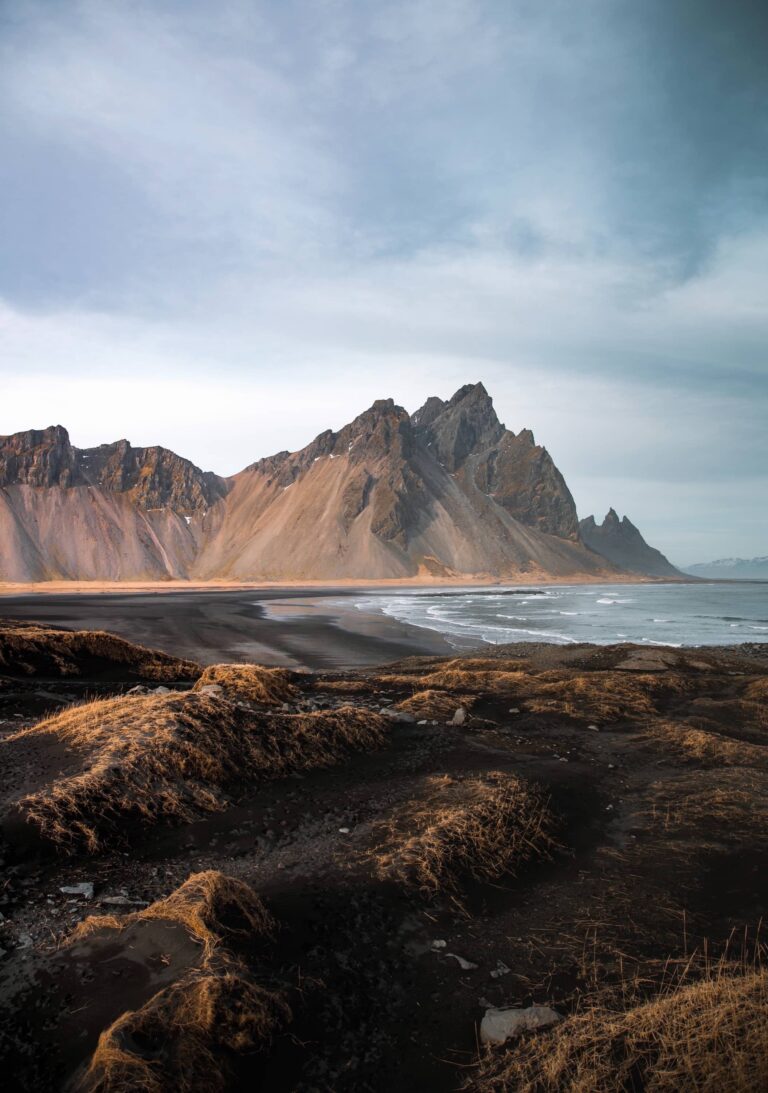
[580, 510, 682, 578]
[0, 426, 78, 489]
[412, 384, 580, 540]
[0, 427, 227, 515]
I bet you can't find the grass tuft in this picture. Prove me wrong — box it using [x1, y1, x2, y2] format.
[7, 694, 387, 851]
[370, 771, 555, 898]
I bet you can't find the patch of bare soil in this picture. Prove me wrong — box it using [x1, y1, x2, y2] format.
[0, 634, 767, 1091]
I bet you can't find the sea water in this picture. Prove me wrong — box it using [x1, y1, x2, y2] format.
[352, 582, 768, 649]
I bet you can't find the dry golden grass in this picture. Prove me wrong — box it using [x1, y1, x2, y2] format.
[74, 870, 276, 956]
[395, 689, 477, 720]
[193, 662, 299, 706]
[378, 659, 700, 725]
[412, 667, 529, 694]
[523, 671, 690, 723]
[10, 693, 387, 850]
[745, 678, 768, 703]
[312, 679, 372, 694]
[73, 872, 289, 1093]
[471, 966, 768, 1093]
[370, 771, 555, 898]
[643, 768, 768, 845]
[647, 720, 768, 768]
[0, 623, 199, 680]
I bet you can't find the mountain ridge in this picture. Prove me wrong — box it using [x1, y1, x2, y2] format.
[0, 384, 675, 583]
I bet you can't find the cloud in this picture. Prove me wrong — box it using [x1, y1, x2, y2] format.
[0, 0, 766, 560]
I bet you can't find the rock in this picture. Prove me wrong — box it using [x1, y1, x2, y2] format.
[490, 960, 511, 979]
[60, 882, 94, 900]
[381, 708, 415, 724]
[446, 952, 478, 970]
[153, 685, 172, 695]
[195, 683, 223, 696]
[431, 939, 447, 950]
[100, 895, 148, 907]
[338, 827, 350, 834]
[451, 707, 468, 725]
[480, 1004, 562, 1045]
[509, 707, 520, 714]
[126, 685, 148, 695]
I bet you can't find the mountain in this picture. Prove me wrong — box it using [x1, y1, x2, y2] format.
[0, 384, 666, 583]
[684, 556, 768, 580]
[579, 509, 683, 578]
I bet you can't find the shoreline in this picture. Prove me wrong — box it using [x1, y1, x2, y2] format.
[0, 573, 698, 597]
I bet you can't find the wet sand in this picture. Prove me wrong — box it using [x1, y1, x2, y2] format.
[0, 588, 455, 670]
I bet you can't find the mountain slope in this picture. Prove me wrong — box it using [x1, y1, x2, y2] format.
[684, 556, 768, 580]
[580, 510, 682, 578]
[195, 388, 610, 580]
[0, 387, 630, 582]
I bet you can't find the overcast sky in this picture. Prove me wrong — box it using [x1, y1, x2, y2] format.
[1, 0, 766, 564]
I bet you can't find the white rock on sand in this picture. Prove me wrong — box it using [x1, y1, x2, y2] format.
[480, 1004, 561, 1045]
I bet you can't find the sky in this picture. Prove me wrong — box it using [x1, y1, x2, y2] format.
[0, 0, 766, 565]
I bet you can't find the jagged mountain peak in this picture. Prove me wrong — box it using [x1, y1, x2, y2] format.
[580, 509, 681, 578]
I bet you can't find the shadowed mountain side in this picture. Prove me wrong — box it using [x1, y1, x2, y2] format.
[580, 509, 683, 579]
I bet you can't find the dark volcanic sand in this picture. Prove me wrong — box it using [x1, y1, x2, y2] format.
[0, 589, 454, 669]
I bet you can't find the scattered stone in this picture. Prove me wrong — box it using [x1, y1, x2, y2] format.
[451, 707, 468, 725]
[431, 939, 447, 950]
[490, 960, 511, 979]
[508, 707, 520, 714]
[338, 827, 350, 834]
[195, 683, 223, 696]
[480, 1004, 561, 1045]
[446, 952, 478, 970]
[60, 882, 94, 900]
[126, 685, 148, 695]
[99, 895, 148, 907]
[587, 724, 600, 731]
[381, 708, 416, 723]
[417, 719, 428, 726]
[153, 686, 171, 695]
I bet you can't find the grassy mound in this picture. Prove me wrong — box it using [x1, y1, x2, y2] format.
[471, 967, 768, 1093]
[7, 693, 388, 851]
[193, 662, 299, 706]
[72, 872, 289, 1093]
[395, 689, 477, 721]
[0, 621, 199, 681]
[370, 771, 555, 898]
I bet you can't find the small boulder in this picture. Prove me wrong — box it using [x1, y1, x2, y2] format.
[381, 708, 416, 724]
[195, 683, 223, 696]
[480, 1004, 561, 1045]
[60, 882, 94, 900]
[451, 707, 468, 725]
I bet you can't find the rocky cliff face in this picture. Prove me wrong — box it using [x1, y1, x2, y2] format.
[412, 383, 580, 540]
[0, 427, 227, 514]
[580, 510, 682, 578]
[0, 387, 673, 582]
[0, 426, 79, 489]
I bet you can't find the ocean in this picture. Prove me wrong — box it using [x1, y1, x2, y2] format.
[352, 582, 768, 649]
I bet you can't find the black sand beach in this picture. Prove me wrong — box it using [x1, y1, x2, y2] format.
[0, 589, 454, 669]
